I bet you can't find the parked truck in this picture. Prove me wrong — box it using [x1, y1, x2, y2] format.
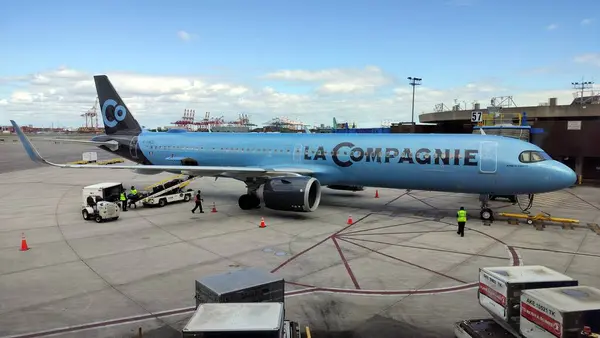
[455, 265, 600, 338]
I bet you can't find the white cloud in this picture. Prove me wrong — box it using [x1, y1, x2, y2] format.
[263, 66, 393, 94]
[546, 24, 558, 30]
[177, 30, 193, 41]
[581, 18, 593, 26]
[0, 67, 580, 129]
[574, 53, 600, 67]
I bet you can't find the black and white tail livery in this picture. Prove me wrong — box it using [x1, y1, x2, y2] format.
[94, 75, 142, 135]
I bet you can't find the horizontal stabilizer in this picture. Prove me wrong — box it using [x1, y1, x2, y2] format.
[10, 120, 314, 179]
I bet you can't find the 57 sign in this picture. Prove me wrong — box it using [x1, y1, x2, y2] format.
[471, 111, 483, 123]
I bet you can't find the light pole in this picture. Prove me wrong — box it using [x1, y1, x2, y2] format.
[407, 77, 422, 126]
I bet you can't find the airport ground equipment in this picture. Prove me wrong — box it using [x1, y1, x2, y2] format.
[69, 157, 124, 165]
[454, 266, 600, 338]
[184, 267, 300, 337]
[81, 182, 122, 222]
[194, 267, 285, 308]
[478, 265, 578, 335]
[181, 302, 300, 338]
[82, 151, 97, 163]
[498, 211, 580, 226]
[136, 175, 196, 208]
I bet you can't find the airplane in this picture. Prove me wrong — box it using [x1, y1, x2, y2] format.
[10, 75, 577, 221]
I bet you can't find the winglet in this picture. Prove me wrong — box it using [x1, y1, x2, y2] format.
[10, 120, 58, 167]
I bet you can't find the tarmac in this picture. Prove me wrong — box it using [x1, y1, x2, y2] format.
[1, 137, 600, 338]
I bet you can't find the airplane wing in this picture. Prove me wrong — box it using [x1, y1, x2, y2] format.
[10, 120, 314, 178]
[39, 138, 119, 151]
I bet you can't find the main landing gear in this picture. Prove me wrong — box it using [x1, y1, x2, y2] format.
[238, 179, 262, 210]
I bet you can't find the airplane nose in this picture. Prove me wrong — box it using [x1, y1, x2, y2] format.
[551, 161, 577, 189]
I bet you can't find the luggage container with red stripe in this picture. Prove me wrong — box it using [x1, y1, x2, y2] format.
[520, 286, 600, 338]
[478, 266, 578, 334]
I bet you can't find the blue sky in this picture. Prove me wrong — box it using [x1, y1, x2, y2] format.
[0, 0, 598, 127]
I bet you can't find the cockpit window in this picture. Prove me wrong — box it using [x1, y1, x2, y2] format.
[519, 150, 548, 163]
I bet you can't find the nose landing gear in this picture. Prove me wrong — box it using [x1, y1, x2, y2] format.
[479, 194, 494, 221]
[479, 194, 536, 221]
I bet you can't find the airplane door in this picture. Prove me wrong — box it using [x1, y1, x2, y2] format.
[292, 144, 303, 163]
[479, 141, 498, 174]
[129, 136, 139, 160]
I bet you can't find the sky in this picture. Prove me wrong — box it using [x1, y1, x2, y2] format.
[0, 0, 599, 129]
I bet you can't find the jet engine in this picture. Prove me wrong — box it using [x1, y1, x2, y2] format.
[262, 176, 322, 212]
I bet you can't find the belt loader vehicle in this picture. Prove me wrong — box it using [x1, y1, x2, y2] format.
[183, 267, 301, 338]
[135, 175, 196, 208]
[455, 265, 600, 338]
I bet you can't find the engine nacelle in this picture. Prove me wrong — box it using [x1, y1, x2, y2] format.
[327, 185, 365, 192]
[263, 176, 322, 212]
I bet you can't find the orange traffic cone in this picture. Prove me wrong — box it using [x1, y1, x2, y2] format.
[375, 190, 379, 198]
[347, 215, 353, 225]
[20, 233, 29, 251]
[211, 202, 218, 213]
[259, 217, 266, 228]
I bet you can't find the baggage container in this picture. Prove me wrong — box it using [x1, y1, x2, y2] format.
[478, 266, 577, 331]
[520, 286, 600, 338]
[195, 267, 285, 307]
[182, 302, 285, 338]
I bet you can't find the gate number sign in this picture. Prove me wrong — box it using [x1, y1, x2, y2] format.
[471, 111, 483, 122]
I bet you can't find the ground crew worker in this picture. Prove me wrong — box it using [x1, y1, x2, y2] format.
[192, 190, 204, 213]
[87, 195, 97, 211]
[129, 186, 138, 209]
[120, 191, 128, 211]
[457, 206, 467, 237]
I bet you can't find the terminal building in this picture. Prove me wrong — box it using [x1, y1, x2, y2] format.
[418, 91, 600, 182]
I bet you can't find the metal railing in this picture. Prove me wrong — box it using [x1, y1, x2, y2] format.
[477, 112, 522, 127]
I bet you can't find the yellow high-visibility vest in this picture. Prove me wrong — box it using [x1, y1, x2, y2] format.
[457, 210, 467, 222]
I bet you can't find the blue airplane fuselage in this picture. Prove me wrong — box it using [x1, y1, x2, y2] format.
[100, 130, 576, 195]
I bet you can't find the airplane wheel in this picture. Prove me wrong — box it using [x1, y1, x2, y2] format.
[480, 208, 493, 221]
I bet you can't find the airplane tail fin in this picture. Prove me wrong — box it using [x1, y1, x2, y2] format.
[93, 75, 142, 136]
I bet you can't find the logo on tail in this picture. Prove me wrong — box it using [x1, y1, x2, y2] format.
[101, 99, 128, 128]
